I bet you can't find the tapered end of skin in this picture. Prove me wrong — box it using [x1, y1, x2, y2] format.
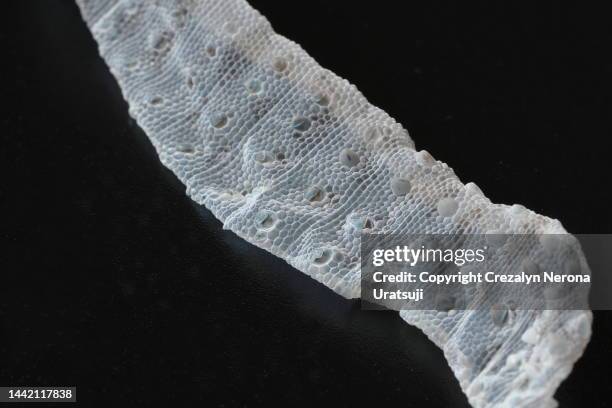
[491, 310, 591, 408]
[404, 309, 592, 408]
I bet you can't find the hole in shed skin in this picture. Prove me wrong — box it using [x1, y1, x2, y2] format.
[150, 97, 163, 106]
[305, 186, 325, 203]
[339, 149, 359, 167]
[313, 249, 333, 265]
[150, 31, 174, 52]
[177, 144, 195, 154]
[491, 304, 509, 327]
[170, 8, 188, 28]
[255, 151, 274, 164]
[255, 211, 277, 231]
[273, 58, 288, 72]
[210, 114, 228, 129]
[206, 45, 217, 57]
[349, 214, 374, 231]
[126, 60, 139, 70]
[315, 93, 330, 106]
[293, 117, 311, 132]
[437, 197, 459, 217]
[245, 79, 263, 95]
[224, 21, 239, 35]
[390, 177, 412, 196]
[416, 150, 435, 167]
[172, 8, 188, 18]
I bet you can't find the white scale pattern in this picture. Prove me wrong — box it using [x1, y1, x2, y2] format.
[76, 0, 592, 406]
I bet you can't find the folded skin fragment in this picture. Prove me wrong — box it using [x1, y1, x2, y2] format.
[75, 0, 592, 406]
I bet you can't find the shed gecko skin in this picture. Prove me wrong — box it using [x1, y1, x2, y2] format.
[75, 0, 592, 406]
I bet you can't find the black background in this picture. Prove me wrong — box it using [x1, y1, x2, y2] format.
[3, 1, 612, 407]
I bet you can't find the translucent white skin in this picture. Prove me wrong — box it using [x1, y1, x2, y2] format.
[76, 0, 592, 406]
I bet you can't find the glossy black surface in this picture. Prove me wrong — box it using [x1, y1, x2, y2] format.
[2, 1, 611, 407]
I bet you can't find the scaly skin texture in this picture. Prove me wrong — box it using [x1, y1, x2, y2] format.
[76, 0, 592, 406]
